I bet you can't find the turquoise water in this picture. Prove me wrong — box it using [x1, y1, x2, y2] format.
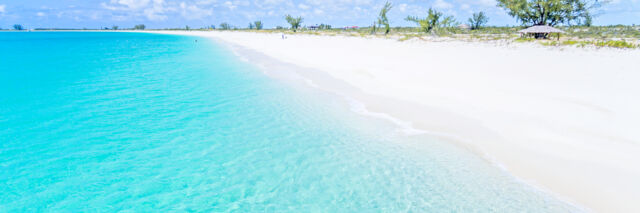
[0, 32, 579, 212]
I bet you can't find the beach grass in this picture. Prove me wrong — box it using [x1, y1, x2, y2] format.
[264, 25, 640, 49]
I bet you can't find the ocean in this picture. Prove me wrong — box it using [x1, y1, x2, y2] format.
[0, 32, 578, 212]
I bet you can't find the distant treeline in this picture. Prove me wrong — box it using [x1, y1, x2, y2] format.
[207, 0, 607, 34]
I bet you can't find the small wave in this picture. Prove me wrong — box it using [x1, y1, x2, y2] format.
[343, 96, 427, 136]
[227, 46, 250, 62]
[341, 94, 588, 211]
[303, 79, 319, 88]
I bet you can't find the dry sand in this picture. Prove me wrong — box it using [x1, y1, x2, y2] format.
[152, 31, 640, 212]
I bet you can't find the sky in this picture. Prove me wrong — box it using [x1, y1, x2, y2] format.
[0, 0, 638, 29]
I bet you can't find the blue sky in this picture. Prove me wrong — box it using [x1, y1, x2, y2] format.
[0, 0, 638, 29]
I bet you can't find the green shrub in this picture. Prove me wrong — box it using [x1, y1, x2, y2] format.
[594, 40, 637, 49]
[515, 37, 536, 42]
[406, 8, 456, 33]
[285, 15, 303, 32]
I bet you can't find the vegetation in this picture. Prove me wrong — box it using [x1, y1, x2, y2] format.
[497, 0, 604, 26]
[541, 39, 637, 48]
[112, 25, 119, 30]
[583, 14, 593, 27]
[566, 25, 640, 39]
[13, 24, 24, 31]
[376, 1, 393, 35]
[515, 37, 537, 42]
[11, 1, 635, 49]
[249, 24, 638, 49]
[219, 22, 231, 30]
[589, 40, 637, 48]
[468, 12, 489, 30]
[318, 24, 332, 30]
[254, 21, 263, 30]
[185, 25, 190, 31]
[406, 8, 457, 33]
[285, 15, 303, 32]
[134, 24, 146, 30]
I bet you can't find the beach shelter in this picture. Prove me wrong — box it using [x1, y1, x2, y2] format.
[458, 24, 471, 30]
[519, 25, 565, 40]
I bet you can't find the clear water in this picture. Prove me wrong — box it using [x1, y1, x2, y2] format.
[0, 32, 579, 212]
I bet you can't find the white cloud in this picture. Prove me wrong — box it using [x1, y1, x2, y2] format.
[196, 0, 218, 5]
[145, 0, 172, 21]
[398, 3, 408, 12]
[102, 0, 174, 21]
[113, 0, 152, 10]
[37, 12, 46, 17]
[477, 0, 496, 7]
[180, 2, 213, 20]
[298, 3, 310, 10]
[434, 0, 453, 9]
[7, 0, 636, 27]
[223, 1, 237, 10]
[90, 12, 102, 20]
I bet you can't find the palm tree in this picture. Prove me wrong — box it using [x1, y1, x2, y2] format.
[377, 2, 393, 35]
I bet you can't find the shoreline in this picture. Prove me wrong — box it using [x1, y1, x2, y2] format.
[149, 31, 640, 212]
[221, 39, 589, 211]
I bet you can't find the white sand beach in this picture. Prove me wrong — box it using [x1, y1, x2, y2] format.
[155, 31, 640, 212]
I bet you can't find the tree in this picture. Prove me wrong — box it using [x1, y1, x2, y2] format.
[406, 8, 456, 33]
[112, 25, 119, 30]
[134, 24, 146, 30]
[468, 12, 489, 30]
[185, 25, 190, 31]
[496, 0, 604, 26]
[377, 1, 393, 35]
[319, 24, 331, 30]
[254, 21, 263, 30]
[249, 22, 255, 30]
[13, 24, 24, 31]
[583, 15, 593, 26]
[371, 21, 377, 34]
[219, 23, 231, 30]
[285, 15, 303, 32]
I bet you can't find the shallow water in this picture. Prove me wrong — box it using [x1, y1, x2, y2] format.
[0, 32, 579, 212]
